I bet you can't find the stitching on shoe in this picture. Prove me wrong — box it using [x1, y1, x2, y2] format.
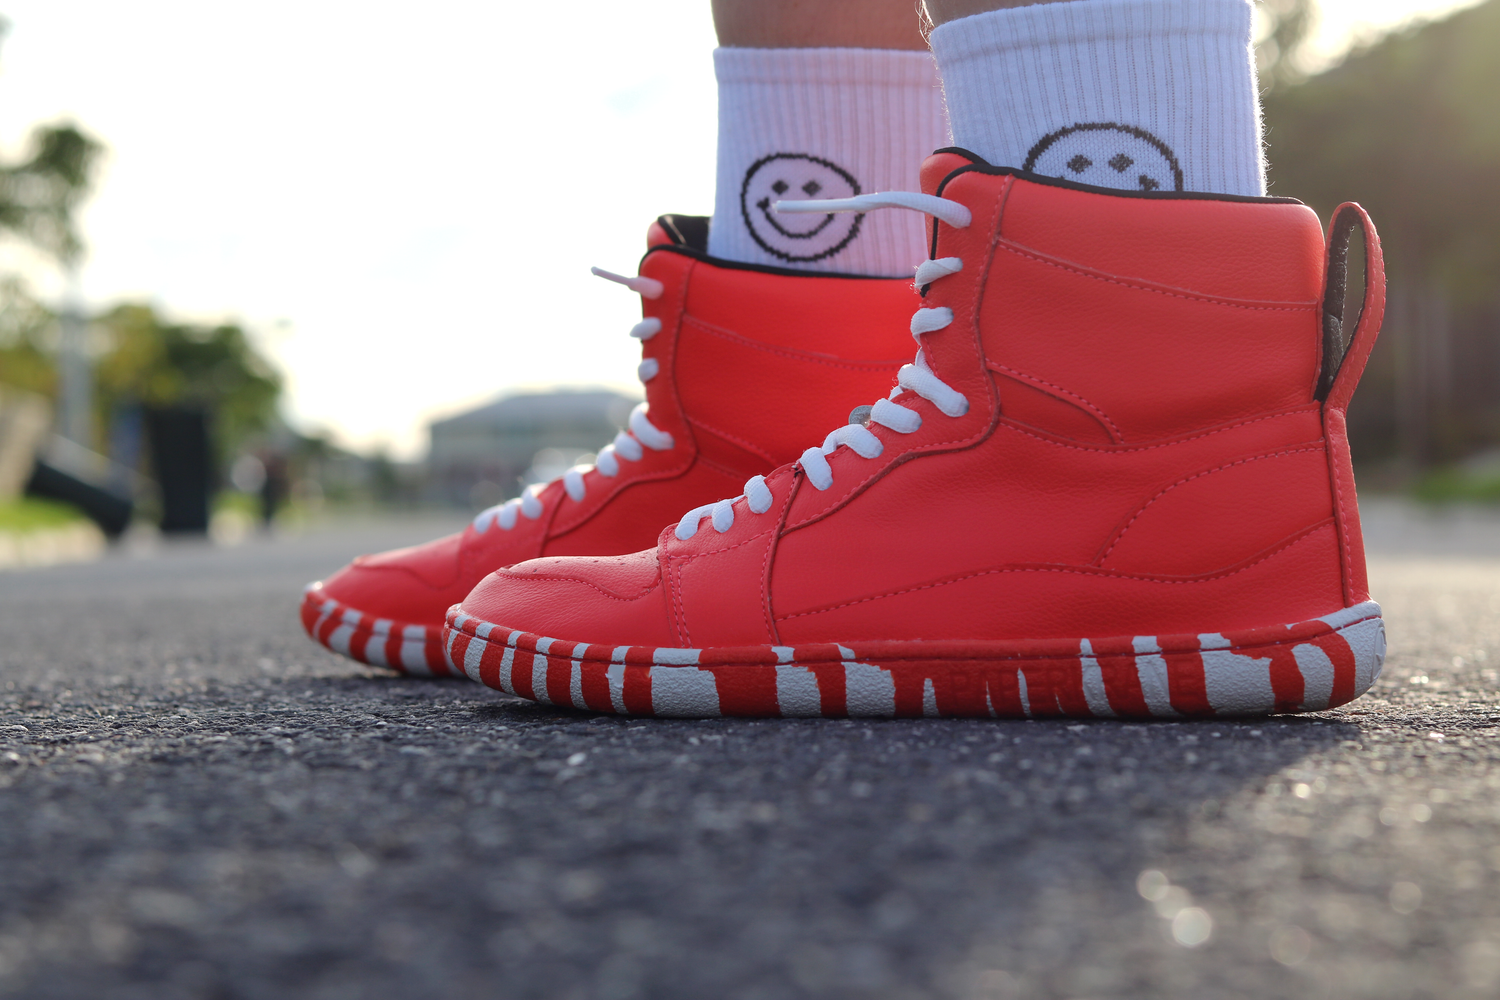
[470, 605, 1381, 666]
[1344, 477, 1360, 602]
[655, 522, 691, 648]
[668, 555, 691, 647]
[681, 314, 908, 372]
[463, 480, 556, 577]
[775, 519, 1337, 622]
[492, 568, 662, 603]
[780, 189, 1015, 536]
[685, 416, 776, 466]
[763, 472, 799, 646]
[545, 444, 697, 538]
[671, 528, 782, 648]
[1094, 446, 1328, 565]
[994, 238, 1320, 312]
[677, 525, 779, 562]
[760, 522, 779, 643]
[465, 512, 547, 581]
[667, 527, 778, 647]
[1002, 408, 1323, 454]
[652, 256, 695, 456]
[783, 412, 988, 534]
[780, 410, 1323, 537]
[1325, 412, 1360, 606]
[987, 361, 1123, 442]
[692, 453, 750, 481]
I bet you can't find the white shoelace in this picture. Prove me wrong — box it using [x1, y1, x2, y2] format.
[675, 192, 972, 541]
[471, 268, 675, 534]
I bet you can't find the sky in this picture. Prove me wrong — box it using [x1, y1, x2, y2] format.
[0, 0, 1483, 459]
[1294, 0, 1483, 70]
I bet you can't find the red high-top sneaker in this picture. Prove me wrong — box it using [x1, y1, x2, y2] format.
[445, 154, 1388, 719]
[302, 215, 918, 675]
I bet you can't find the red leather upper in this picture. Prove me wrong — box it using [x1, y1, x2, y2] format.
[322, 228, 918, 624]
[461, 158, 1383, 648]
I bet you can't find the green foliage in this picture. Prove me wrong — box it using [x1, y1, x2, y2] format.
[1263, 2, 1500, 467]
[0, 122, 102, 265]
[0, 21, 103, 393]
[1256, 0, 1314, 90]
[1263, 1, 1500, 302]
[1412, 466, 1500, 504]
[0, 496, 83, 532]
[94, 304, 282, 458]
[0, 278, 57, 397]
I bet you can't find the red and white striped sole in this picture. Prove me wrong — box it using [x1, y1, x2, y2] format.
[300, 583, 458, 678]
[441, 602, 1384, 719]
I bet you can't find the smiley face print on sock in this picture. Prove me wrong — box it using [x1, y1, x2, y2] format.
[739, 153, 865, 263]
[1024, 123, 1184, 193]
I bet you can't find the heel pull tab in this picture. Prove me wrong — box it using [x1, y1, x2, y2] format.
[1318, 203, 1386, 409]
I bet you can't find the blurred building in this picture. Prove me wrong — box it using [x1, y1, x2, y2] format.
[426, 388, 639, 508]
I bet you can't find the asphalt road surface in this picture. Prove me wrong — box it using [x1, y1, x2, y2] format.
[2, 501, 1500, 1000]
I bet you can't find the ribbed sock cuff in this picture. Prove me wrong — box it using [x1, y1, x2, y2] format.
[930, 0, 1265, 196]
[707, 47, 950, 278]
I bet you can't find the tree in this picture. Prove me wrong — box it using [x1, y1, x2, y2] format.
[0, 121, 101, 266]
[1263, 0, 1500, 463]
[0, 12, 104, 401]
[0, 278, 57, 396]
[0, 29, 101, 404]
[93, 304, 282, 459]
[0, 17, 101, 267]
[0, 124, 103, 394]
[1256, 0, 1314, 90]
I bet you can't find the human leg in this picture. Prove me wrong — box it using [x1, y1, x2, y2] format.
[925, 0, 1265, 196]
[711, 0, 928, 50]
[923, 0, 1067, 25]
[706, 0, 948, 276]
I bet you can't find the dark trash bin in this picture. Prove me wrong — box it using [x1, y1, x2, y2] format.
[259, 451, 289, 528]
[145, 406, 214, 534]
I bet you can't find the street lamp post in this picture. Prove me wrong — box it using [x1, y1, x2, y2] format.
[56, 269, 92, 451]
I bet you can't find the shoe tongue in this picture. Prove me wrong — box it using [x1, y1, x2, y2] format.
[920, 150, 981, 197]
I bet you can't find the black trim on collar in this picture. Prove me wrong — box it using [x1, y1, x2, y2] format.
[655, 214, 710, 252]
[638, 155, 1306, 280]
[929, 147, 1305, 206]
[638, 242, 909, 282]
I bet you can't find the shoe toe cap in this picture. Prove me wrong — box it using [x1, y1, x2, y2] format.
[459, 547, 677, 647]
[322, 532, 469, 624]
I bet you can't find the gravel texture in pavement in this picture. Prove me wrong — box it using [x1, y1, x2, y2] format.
[1, 502, 1499, 999]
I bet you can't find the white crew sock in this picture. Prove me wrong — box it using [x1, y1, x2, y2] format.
[929, 0, 1265, 197]
[707, 47, 949, 278]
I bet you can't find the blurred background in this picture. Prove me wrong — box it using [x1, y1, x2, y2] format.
[0, 0, 1494, 564]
